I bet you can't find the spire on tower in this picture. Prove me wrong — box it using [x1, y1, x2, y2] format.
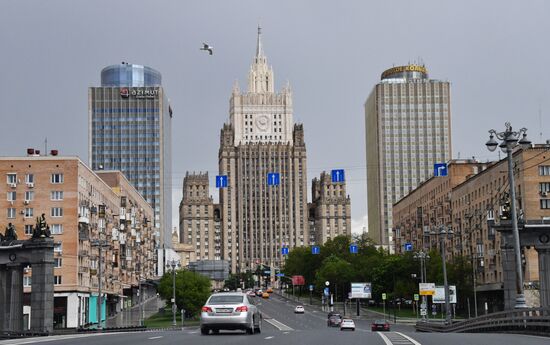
[256, 24, 263, 58]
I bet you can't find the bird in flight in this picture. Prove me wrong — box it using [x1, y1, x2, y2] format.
[200, 43, 213, 55]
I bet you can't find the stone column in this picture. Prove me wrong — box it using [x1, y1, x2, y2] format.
[0, 265, 7, 332]
[7, 264, 24, 332]
[501, 245, 517, 310]
[536, 245, 550, 308]
[31, 260, 54, 333]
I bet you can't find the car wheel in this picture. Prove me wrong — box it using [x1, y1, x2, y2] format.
[212, 329, 219, 334]
[254, 317, 262, 334]
[200, 327, 209, 335]
[246, 318, 254, 335]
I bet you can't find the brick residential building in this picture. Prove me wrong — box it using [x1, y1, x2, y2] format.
[1, 154, 154, 328]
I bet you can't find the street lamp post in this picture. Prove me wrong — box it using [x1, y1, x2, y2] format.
[431, 225, 453, 324]
[91, 239, 110, 330]
[167, 259, 179, 327]
[413, 251, 430, 321]
[485, 122, 531, 309]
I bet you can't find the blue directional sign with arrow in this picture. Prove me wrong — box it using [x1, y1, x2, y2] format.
[215, 175, 228, 188]
[267, 173, 280, 186]
[331, 169, 345, 183]
[434, 163, 448, 177]
[312, 246, 320, 255]
[349, 244, 358, 254]
[404, 242, 413, 251]
[281, 247, 289, 255]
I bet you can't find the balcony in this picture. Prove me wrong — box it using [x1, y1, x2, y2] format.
[78, 249, 88, 257]
[78, 266, 89, 274]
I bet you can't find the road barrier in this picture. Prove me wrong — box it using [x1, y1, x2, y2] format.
[415, 307, 550, 336]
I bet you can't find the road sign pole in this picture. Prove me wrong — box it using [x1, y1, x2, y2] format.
[356, 299, 360, 316]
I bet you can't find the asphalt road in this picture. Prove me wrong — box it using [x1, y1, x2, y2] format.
[1, 293, 548, 345]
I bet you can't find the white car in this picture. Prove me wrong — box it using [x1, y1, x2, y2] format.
[294, 305, 305, 314]
[340, 318, 355, 331]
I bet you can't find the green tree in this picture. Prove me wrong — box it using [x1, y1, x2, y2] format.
[158, 270, 211, 317]
[314, 255, 353, 301]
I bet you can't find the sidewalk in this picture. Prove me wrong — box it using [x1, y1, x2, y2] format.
[105, 296, 164, 328]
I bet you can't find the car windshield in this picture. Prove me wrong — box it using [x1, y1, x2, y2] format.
[208, 295, 244, 305]
[374, 319, 386, 324]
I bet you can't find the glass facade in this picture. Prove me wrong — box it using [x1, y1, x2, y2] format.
[101, 63, 162, 87]
[90, 65, 172, 248]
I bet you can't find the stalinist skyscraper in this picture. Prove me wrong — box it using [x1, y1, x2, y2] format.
[219, 27, 308, 273]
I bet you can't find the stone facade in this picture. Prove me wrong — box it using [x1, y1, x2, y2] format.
[309, 171, 352, 244]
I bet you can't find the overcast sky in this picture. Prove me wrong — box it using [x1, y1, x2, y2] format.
[1, 0, 549, 234]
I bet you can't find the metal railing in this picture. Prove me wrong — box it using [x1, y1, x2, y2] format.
[415, 307, 550, 336]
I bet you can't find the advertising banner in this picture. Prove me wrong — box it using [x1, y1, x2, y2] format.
[432, 285, 457, 304]
[419, 283, 436, 296]
[350, 282, 371, 298]
[291, 275, 305, 286]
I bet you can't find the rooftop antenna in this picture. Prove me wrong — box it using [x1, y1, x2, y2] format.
[539, 104, 543, 143]
[44, 137, 48, 156]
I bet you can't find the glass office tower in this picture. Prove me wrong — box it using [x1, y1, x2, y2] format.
[89, 63, 172, 248]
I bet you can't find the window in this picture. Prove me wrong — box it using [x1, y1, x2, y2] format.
[6, 173, 17, 184]
[540, 182, 550, 194]
[540, 166, 550, 176]
[54, 258, 62, 268]
[25, 224, 33, 236]
[54, 276, 62, 285]
[51, 173, 64, 184]
[7, 191, 16, 201]
[541, 199, 550, 209]
[51, 207, 63, 217]
[25, 191, 34, 201]
[24, 208, 33, 218]
[23, 276, 32, 287]
[51, 224, 63, 235]
[25, 174, 34, 184]
[7, 208, 16, 219]
[54, 243, 62, 253]
[51, 191, 64, 200]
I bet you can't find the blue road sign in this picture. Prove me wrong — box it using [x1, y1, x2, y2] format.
[215, 175, 228, 188]
[267, 172, 280, 186]
[434, 163, 448, 177]
[281, 247, 289, 255]
[349, 244, 358, 254]
[276, 273, 285, 277]
[331, 169, 345, 183]
[404, 242, 413, 251]
[324, 287, 330, 296]
[309, 285, 314, 291]
[312, 246, 320, 255]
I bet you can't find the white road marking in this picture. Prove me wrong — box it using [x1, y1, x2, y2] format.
[0, 333, 118, 345]
[377, 332, 394, 345]
[148, 336, 163, 340]
[264, 318, 294, 331]
[395, 332, 422, 345]
[264, 336, 274, 339]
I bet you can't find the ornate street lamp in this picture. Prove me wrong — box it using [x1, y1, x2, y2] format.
[486, 122, 531, 309]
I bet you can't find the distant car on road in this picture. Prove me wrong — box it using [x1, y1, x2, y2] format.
[200, 292, 262, 335]
[262, 292, 270, 299]
[327, 314, 342, 327]
[294, 305, 305, 313]
[371, 319, 390, 331]
[340, 318, 355, 331]
[266, 287, 273, 293]
[255, 289, 263, 297]
[247, 291, 256, 297]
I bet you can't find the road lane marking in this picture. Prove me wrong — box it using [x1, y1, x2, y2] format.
[148, 336, 163, 340]
[395, 332, 422, 345]
[264, 318, 294, 331]
[264, 336, 274, 339]
[377, 332, 394, 345]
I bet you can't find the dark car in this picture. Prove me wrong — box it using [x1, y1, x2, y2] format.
[327, 314, 343, 327]
[371, 319, 390, 331]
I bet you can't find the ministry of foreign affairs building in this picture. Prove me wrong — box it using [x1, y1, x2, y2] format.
[180, 27, 351, 274]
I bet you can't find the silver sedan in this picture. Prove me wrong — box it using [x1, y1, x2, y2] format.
[200, 292, 262, 335]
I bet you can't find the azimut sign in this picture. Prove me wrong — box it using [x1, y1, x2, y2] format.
[120, 88, 159, 99]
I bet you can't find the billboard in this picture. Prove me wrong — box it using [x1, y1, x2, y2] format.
[350, 282, 371, 299]
[291, 275, 305, 286]
[419, 283, 436, 296]
[432, 285, 457, 304]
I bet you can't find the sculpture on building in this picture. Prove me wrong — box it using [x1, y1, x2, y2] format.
[3, 223, 18, 241]
[32, 213, 51, 239]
